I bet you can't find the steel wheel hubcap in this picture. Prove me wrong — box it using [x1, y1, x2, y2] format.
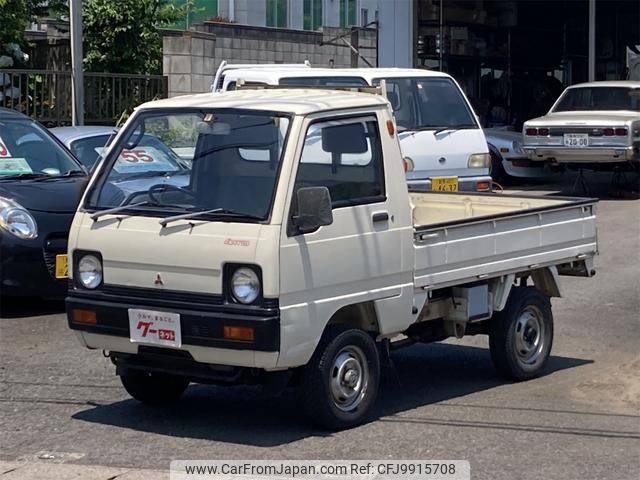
[514, 306, 545, 365]
[329, 345, 369, 412]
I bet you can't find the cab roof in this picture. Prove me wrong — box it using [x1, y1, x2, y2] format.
[137, 88, 390, 115]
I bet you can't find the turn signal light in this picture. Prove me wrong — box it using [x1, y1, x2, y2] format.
[476, 181, 491, 191]
[537, 128, 550, 136]
[525, 128, 537, 136]
[615, 127, 628, 136]
[72, 309, 97, 325]
[603, 128, 614, 136]
[223, 326, 255, 342]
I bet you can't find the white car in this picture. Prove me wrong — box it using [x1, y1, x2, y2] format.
[522, 81, 640, 168]
[218, 66, 493, 192]
[485, 128, 558, 181]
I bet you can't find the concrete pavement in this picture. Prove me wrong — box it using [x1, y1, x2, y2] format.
[1, 175, 639, 480]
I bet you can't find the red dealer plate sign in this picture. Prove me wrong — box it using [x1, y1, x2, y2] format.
[128, 308, 182, 348]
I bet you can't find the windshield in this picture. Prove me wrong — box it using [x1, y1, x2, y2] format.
[553, 87, 640, 112]
[0, 119, 80, 177]
[87, 109, 290, 221]
[373, 77, 477, 131]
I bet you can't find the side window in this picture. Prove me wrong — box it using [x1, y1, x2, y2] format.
[293, 116, 385, 209]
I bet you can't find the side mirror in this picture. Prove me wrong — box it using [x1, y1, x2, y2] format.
[292, 186, 333, 234]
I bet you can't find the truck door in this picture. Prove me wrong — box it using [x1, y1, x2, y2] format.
[278, 113, 408, 366]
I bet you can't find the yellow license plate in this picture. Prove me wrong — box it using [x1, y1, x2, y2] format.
[432, 176, 459, 192]
[55, 254, 68, 279]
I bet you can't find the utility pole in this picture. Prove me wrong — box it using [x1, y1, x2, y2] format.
[588, 0, 596, 82]
[70, 0, 84, 125]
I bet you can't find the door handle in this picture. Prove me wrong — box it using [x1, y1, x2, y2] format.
[372, 212, 389, 223]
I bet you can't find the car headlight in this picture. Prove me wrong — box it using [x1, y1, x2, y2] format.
[78, 254, 103, 289]
[231, 267, 260, 304]
[0, 197, 37, 239]
[468, 153, 490, 168]
[513, 140, 524, 155]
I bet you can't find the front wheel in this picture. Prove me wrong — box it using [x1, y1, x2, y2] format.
[301, 326, 380, 430]
[120, 370, 189, 405]
[489, 287, 554, 381]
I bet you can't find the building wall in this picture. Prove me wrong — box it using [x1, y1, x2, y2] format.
[190, 0, 378, 29]
[378, 0, 413, 67]
[162, 22, 377, 97]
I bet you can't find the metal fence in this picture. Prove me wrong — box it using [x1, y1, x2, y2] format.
[0, 69, 168, 126]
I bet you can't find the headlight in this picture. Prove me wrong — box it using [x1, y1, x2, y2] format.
[231, 267, 260, 304]
[0, 197, 37, 239]
[513, 140, 524, 155]
[78, 254, 103, 289]
[468, 153, 490, 168]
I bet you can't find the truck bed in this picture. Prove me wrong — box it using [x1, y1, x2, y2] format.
[411, 192, 598, 289]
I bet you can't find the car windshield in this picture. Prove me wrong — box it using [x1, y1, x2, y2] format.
[87, 109, 290, 221]
[553, 87, 640, 112]
[373, 77, 477, 131]
[0, 119, 80, 177]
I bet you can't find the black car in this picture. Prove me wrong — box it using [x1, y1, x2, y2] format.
[0, 108, 88, 297]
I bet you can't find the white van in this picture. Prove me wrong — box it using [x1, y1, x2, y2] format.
[217, 67, 492, 192]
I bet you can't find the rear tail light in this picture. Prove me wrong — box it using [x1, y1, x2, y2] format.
[615, 127, 628, 136]
[603, 128, 614, 136]
[525, 128, 537, 136]
[537, 128, 550, 136]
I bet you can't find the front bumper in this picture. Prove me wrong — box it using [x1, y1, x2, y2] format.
[0, 213, 71, 297]
[523, 145, 639, 164]
[67, 285, 281, 367]
[407, 175, 493, 192]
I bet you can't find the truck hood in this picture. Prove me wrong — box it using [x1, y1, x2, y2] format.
[70, 213, 278, 296]
[398, 129, 489, 179]
[0, 176, 88, 213]
[525, 111, 640, 126]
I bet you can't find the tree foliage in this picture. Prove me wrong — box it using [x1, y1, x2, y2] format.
[0, 0, 67, 66]
[83, 0, 188, 75]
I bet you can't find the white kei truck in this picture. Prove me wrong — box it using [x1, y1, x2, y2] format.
[66, 87, 598, 430]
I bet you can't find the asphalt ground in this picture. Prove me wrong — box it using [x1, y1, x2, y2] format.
[1, 171, 639, 480]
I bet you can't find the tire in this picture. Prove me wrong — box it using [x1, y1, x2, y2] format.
[488, 144, 508, 183]
[301, 325, 380, 430]
[120, 370, 189, 405]
[489, 287, 554, 381]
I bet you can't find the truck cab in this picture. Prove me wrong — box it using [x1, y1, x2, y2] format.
[218, 67, 493, 193]
[67, 88, 597, 430]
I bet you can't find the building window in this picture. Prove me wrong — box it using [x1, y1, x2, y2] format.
[303, 0, 323, 30]
[267, 0, 288, 28]
[340, 0, 357, 27]
[170, 0, 218, 30]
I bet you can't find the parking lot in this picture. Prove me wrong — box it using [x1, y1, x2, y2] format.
[1, 173, 639, 480]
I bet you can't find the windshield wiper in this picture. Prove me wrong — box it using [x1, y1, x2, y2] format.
[434, 124, 477, 135]
[159, 208, 263, 227]
[31, 170, 87, 181]
[0, 172, 51, 181]
[90, 201, 154, 221]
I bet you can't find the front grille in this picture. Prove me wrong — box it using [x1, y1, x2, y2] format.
[73, 284, 279, 314]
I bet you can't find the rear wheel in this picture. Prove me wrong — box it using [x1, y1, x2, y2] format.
[489, 287, 553, 381]
[120, 370, 189, 405]
[301, 325, 380, 430]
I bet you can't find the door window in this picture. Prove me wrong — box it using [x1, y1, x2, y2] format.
[292, 116, 385, 210]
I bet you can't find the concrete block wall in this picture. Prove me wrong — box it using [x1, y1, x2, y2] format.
[162, 22, 377, 97]
[162, 30, 217, 97]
